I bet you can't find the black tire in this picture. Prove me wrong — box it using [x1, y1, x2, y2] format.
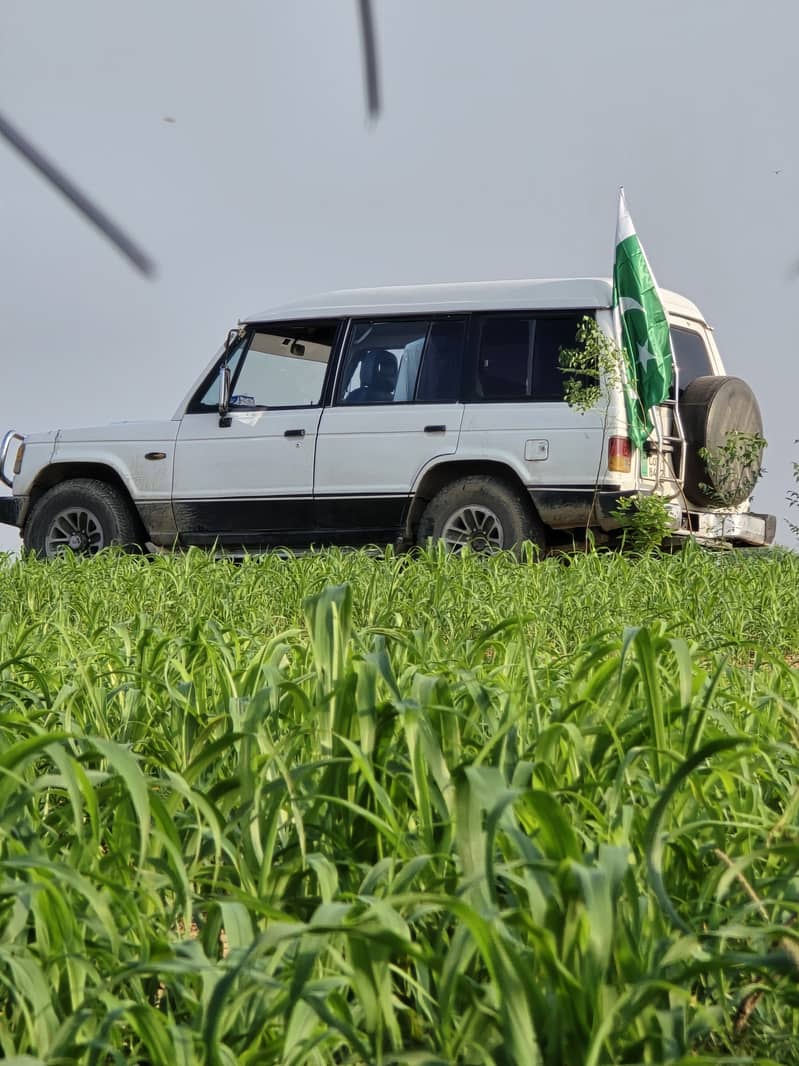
[24, 478, 144, 558]
[680, 376, 764, 508]
[416, 475, 546, 556]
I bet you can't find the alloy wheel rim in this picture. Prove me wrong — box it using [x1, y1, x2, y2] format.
[441, 505, 504, 553]
[45, 507, 105, 556]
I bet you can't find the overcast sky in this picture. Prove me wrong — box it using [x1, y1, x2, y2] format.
[1, 0, 797, 552]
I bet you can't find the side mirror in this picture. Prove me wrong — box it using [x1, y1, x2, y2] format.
[218, 364, 232, 428]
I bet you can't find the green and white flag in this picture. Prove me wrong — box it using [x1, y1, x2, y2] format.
[612, 189, 673, 448]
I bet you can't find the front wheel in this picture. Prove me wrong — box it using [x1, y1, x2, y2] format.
[24, 478, 144, 558]
[416, 476, 546, 556]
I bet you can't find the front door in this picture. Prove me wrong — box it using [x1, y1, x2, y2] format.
[314, 316, 467, 541]
[172, 321, 336, 547]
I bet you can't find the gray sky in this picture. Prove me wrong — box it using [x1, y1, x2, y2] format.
[1, 0, 797, 551]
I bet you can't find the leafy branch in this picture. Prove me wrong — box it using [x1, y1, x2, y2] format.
[787, 440, 799, 540]
[558, 316, 623, 414]
[698, 431, 767, 511]
[611, 493, 674, 554]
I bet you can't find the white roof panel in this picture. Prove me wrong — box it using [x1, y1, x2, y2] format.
[242, 277, 706, 326]
[660, 287, 707, 323]
[243, 277, 615, 323]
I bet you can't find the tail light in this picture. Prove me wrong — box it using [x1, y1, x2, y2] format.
[608, 436, 632, 473]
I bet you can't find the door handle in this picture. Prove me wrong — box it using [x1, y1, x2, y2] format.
[424, 424, 446, 433]
[284, 429, 306, 438]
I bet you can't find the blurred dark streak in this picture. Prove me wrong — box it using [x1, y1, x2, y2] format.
[0, 110, 155, 277]
[357, 0, 381, 118]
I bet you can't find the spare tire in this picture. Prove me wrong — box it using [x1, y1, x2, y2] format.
[679, 376, 764, 508]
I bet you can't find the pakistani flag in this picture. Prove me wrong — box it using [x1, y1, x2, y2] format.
[612, 189, 673, 448]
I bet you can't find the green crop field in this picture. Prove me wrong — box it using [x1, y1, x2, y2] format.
[1, 544, 799, 1065]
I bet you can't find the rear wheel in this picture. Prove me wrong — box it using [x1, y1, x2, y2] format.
[24, 479, 143, 558]
[416, 476, 545, 556]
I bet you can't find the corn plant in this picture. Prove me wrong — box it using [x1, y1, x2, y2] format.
[0, 546, 798, 1063]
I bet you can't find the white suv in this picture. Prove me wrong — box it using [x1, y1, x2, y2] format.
[0, 278, 775, 556]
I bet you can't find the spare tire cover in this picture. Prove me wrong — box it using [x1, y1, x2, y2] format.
[679, 375, 764, 508]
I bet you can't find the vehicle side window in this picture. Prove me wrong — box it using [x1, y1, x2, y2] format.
[232, 329, 331, 407]
[670, 326, 713, 394]
[533, 316, 586, 401]
[337, 317, 468, 405]
[477, 318, 531, 399]
[338, 319, 428, 405]
[416, 318, 467, 402]
[470, 313, 585, 401]
[191, 321, 336, 411]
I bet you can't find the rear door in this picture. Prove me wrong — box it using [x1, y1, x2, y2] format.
[640, 317, 716, 490]
[313, 316, 467, 541]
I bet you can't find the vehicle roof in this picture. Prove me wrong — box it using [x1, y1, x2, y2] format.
[242, 277, 706, 324]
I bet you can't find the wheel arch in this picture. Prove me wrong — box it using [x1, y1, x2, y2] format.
[23, 463, 146, 539]
[405, 458, 539, 541]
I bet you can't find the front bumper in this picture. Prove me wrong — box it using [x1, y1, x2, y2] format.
[0, 431, 24, 489]
[0, 496, 19, 528]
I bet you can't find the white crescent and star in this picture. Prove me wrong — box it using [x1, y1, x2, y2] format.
[618, 296, 644, 316]
[637, 342, 657, 369]
[618, 296, 660, 371]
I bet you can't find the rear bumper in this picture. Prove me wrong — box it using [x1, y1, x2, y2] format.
[676, 509, 776, 547]
[594, 490, 775, 547]
[0, 495, 19, 528]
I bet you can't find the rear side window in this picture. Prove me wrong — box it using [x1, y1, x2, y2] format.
[469, 313, 586, 401]
[670, 326, 713, 393]
[416, 318, 467, 402]
[336, 317, 467, 405]
[534, 316, 588, 400]
[476, 318, 531, 398]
